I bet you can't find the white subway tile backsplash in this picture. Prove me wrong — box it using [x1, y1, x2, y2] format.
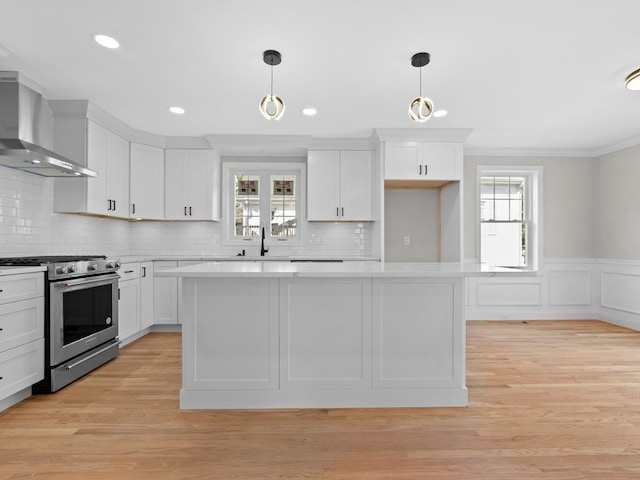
[0, 166, 374, 258]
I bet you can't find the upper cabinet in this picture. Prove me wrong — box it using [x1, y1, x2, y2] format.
[164, 149, 221, 221]
[130, 143, 164, 220]
[53, 119, 130, 219]
[307, 150, 373, 221]
[384, 141, 462, 181]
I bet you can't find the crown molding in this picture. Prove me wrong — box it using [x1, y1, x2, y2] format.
[464, 147, 595, 158]
[590, 133, 640, 158]
[206, 134, 312, 156]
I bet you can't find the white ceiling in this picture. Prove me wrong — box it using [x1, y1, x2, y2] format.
[1, 0, 639, 155]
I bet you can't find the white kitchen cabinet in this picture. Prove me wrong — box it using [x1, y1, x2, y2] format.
[384, 141, 462, 181]
[130, 143, 165, 219]
[139, 262, 154, 330]
[0, 271, 44, 412]
[153, 261, 178, 324]
[307, 150, 373, 221]
[53, 119, 130, 218]
[165, 149, 221, 221]
[118, 263, 141, 342]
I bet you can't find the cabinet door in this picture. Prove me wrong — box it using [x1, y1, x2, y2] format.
[86, 121, 109, 214]
[307, 150, 341, 220]
[107, 132, 130, 217]
[118, 279, 140, 341]
[421, 143, 462, 180]
[164, 150, 188, 219]
[384, 142, 421, 180]
[339, 151, 373, 221]
[130, 143, 165, 219]
[185, 150, 214, 220]
[139, 262, 154, 330]
[153, 261, 178, 324]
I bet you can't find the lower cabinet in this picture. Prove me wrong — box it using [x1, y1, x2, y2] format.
[0, 271, 45, 411]
[118, 261, 154, 343]
[153, 261, 178, 324]
[118, 263, 141, 342]
[140, 262, 154, 330]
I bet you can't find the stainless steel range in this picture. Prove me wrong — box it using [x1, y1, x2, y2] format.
[0, 255, 121, 392]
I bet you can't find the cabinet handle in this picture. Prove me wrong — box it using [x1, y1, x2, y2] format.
[336, 207, 339, 217]
[107, 199, 112, 211]
[419, 165, 422, 175]
[184, 206, 187, 216]
[189, 206, 192, 216]
[425, 164, 428, 176]
[118, 288, 120, 300]
[142, 266, 146, 277]
[113, 200, 117, 211]
[132, 203, 136, 215]
[342, 207, 344, 217]
[124, 270, 134, 274]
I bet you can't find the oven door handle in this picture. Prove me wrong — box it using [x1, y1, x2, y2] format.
[63, 340, 122, 371]
[54, 273, 120, 290]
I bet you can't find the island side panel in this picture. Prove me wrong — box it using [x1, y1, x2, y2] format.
[182, 277, 279, 391]
[279, 278, 372, 390]
[372, 277, 465, 389]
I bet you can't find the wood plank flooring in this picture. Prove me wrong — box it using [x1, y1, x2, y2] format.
[2, 320, 640, 479]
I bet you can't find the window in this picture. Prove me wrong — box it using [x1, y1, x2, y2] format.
[477, 166, 542, 269]
[223, 162, 305, 245]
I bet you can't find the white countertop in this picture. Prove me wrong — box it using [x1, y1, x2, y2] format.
[156, 261, 535, 278]
[118, 255, 381, 263]
[0, 266, 47, 276]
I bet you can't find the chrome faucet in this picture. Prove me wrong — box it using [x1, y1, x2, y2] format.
[261, 226, 269, 256]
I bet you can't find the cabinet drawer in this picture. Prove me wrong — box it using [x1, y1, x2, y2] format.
[119, 263, 140, 282]
[0, 339, 44, 401]
[0, 273, 44, 305]
[0, 298, 44, 353]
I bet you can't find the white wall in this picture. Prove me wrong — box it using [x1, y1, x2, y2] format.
[384, 189, 439, 262]
[594, 144, 640, 260]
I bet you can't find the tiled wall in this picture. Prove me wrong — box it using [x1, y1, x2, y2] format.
[0, 167, 372, 257]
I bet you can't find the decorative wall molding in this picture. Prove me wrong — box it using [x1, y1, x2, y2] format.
[466, 258, 640, 332]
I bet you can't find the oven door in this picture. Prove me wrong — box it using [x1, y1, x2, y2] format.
[49, 273, 119, 366]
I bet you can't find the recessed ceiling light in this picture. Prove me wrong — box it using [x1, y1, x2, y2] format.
[93, 34, 120, 49]
[302, 107, 317, 116]
[625, 67, 640, 90]
[169, 106, 185, 115]
[433, 110, 448, 118]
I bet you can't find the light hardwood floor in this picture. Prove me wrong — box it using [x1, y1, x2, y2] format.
[2, 320, 640, 479]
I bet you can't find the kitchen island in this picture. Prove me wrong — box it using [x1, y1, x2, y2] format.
[158, 261, 524, 409]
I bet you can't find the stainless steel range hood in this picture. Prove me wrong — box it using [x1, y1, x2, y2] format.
[0, 72, 97, 177]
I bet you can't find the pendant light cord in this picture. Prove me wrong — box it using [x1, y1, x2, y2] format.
[419, 65, 422, 97]
[270, 64, 274, 96]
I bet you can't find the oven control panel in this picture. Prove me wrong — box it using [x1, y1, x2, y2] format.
[49, 258, 121, 280]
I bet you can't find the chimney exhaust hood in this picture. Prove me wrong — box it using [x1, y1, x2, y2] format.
[0, 72, 97, 177]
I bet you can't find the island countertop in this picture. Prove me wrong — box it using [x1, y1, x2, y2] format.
[156, 260, 534, 278]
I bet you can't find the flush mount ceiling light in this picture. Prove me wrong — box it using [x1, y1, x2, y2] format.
[625, 67, 640, 90]
[259, 50, 285, 120]
[408, 52, 434, 123]
[92, 34, 120, 49]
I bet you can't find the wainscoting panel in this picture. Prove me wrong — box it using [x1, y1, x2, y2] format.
[548, 270, 591, 306]
[476, 281, 542, 306]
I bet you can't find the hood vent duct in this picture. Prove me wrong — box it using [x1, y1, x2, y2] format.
[0, 72, 97, 177]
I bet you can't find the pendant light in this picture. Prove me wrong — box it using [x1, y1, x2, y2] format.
[625, 67, 640, 91]
[259, 50, 285, 120]
[408, 52, 434, 122]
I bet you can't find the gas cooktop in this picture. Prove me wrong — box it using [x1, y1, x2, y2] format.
[0, 255, 107, 266]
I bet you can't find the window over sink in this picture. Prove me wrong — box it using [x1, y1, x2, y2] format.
[223, 162, 305, 246]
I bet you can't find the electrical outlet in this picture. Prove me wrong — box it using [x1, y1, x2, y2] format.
[404, 236, 410, 245]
